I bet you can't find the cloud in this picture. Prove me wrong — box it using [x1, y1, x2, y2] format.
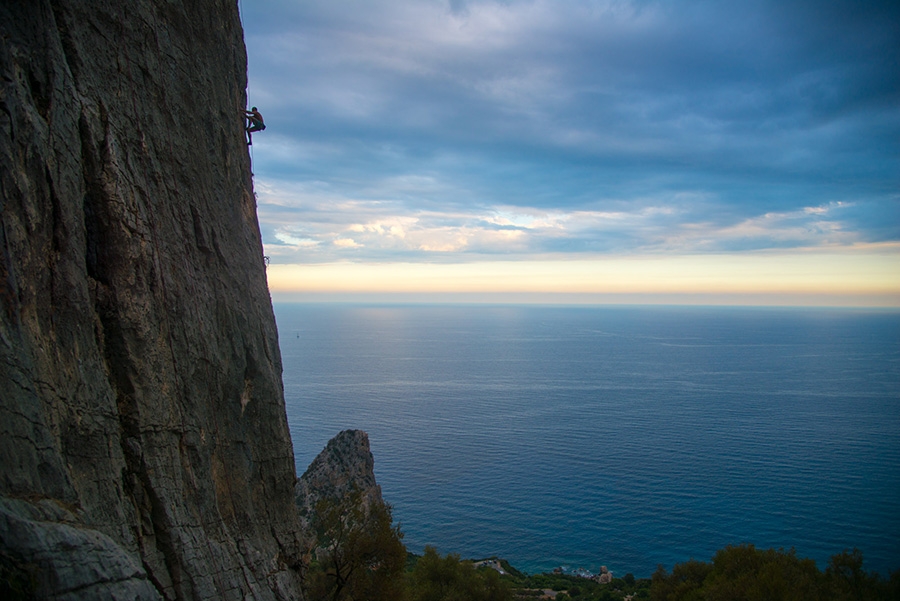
[333, 238, 362, 248]
[242, 0, 900, 269]
[255, 175, 881, 263]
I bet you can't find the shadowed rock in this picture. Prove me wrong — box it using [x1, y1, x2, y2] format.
[0, 1, 305, 598]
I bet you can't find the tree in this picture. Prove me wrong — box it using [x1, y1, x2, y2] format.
[826, 548, 877, 601]
[650, 545, 898, 601]
[408, 546, 513, 601]
[702, 545, 823, 601]
[651, 559, 712, 601]
[304, 488, 406, 601]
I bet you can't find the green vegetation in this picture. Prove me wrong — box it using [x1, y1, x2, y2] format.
[408, 546, 513, 601]
[303, 489, 407, 601]
[651, 544, 900, 601]
[517, 571, 652, 600]
[303, 493, 897, 601]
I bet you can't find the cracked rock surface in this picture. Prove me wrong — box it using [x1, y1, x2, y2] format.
[1, 1, 305, 598]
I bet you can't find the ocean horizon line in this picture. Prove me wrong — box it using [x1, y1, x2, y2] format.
[270, 293, 900, 310]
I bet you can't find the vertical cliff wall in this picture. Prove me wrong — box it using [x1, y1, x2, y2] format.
[0, 1, 304, 599]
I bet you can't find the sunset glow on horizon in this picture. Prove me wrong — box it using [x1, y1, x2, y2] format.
[266, 247, 900, 307]
[243, 1, 899, 306]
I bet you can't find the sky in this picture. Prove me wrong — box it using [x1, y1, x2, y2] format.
[240, 0, 900, 305]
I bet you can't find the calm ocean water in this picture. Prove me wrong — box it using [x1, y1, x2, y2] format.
[275, 303, 900, 577]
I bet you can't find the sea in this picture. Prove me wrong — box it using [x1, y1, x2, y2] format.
[274, 303, 900, 578]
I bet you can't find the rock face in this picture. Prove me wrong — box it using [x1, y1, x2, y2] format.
[294, 430, 384, 531]
[1, 1, 305, 599]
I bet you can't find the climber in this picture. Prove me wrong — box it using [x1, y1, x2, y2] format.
[244, 106, 265, 144]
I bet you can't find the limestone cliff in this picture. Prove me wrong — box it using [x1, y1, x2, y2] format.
[294, 430, 384, 533]
[0, 1, 305, 599]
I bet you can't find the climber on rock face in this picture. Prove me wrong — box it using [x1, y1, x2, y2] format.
[244, 107, 265, 144]
[244, 107, 265, 132]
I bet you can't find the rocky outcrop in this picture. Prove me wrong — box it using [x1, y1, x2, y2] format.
[294, 430, 383, 531]
[1, 1, 304, 599]
[0, 497, 161, 600]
